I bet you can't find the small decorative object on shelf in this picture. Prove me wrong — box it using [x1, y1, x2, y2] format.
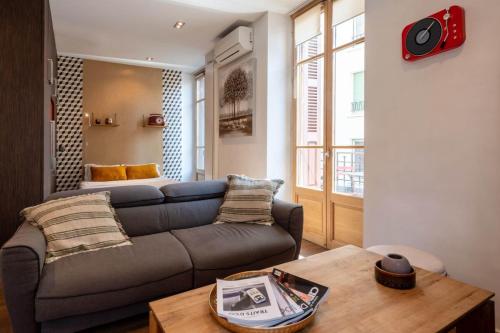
[143, 114, 166, 128]
[88, 113, 119, 127]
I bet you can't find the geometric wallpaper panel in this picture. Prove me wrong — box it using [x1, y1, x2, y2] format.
[162, 69, 183, 180]
[56, 56, 83, 192]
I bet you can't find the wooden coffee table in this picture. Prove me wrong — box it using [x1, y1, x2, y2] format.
[149, 245, 494, 333]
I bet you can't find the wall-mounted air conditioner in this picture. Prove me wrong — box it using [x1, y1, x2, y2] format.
[214, 26, 253, 65]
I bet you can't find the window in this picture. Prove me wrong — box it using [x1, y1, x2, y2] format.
[295, 3, 325, 190]
[332, 12, 365, 196]
[195, 74, 205, 180]
[293, 1, 365, 197]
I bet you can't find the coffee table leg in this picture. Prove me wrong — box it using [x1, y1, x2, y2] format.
[456, 300, 495, 333]
[149, 311, 161, 333]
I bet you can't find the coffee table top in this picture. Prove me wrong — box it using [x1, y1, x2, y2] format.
[149, 245, 494, 333]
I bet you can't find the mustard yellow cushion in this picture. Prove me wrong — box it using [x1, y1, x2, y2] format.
[126, 164, 160, 180]
[91, 166, 127, 181]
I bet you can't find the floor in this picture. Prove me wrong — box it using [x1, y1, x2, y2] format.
[0, 240, 327, 333]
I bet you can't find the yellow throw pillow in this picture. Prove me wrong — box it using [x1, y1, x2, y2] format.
[91, 165, 127, 181]
[126, 164, 160, 180]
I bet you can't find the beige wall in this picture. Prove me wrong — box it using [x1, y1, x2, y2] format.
[83, 60, 163, 168]
[365, 0, 500, 327]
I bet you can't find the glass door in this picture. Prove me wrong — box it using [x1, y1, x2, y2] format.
[293, 2, 328, 246]
[327, 1, 365, 248]
[292, 0, 365, 248]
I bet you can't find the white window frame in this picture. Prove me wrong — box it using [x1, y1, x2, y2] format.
[195, 73, 205, 180]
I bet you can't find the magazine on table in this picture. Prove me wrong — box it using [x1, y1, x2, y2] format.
[215, 271, 328, 328]
[216, 275, 283, 325]
[271, 268, 329, 309]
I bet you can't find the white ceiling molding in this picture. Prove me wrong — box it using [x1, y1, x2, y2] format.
[163, 0, 307, 14]
[57, 52, 196, 72]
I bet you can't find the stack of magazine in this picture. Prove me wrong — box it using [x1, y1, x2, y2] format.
[216, 269, 328, 328]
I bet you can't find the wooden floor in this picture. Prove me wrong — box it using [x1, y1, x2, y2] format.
[0, 240, 327, 333]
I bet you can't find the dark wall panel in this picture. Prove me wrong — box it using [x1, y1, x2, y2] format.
[0, 0, 56, 245]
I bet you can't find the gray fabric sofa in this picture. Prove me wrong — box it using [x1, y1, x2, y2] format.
[0, 180, 303, 333]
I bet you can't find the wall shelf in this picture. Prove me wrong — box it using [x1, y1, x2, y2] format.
[91, 123, 120, 127]
[87, 112, 120, 127]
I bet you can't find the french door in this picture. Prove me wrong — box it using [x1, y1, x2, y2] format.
[292, 0, 365, 248]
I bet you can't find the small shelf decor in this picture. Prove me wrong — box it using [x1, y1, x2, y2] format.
[87, 113, 120, 127]
[143, 114, 166, 128]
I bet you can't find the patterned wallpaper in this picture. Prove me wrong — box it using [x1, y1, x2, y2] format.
[162, 69, 183, 181]
[56, 56, 83, 192]
[55, 58, 184, 191]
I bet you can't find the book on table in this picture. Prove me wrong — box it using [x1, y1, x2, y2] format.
[216, 270, 328, 328]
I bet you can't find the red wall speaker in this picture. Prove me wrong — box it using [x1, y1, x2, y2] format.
[402, 6, 465, 62]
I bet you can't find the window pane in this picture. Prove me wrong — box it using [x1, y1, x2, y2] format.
[333, 13, 365, 48]
[296, 58, 324, 146]
[196, 147, 205, 171]
[333, 148, 364, 196]
[296, 34, 324, 62]
[294, 3, 322, 46]
[352, 71, 365, 107]
[333, 42, 364, 145]
[297, 148, 323, 190]
[196, 76, 205, 100]
[296, 7, 324, 62]
[196, 101, 205, 146]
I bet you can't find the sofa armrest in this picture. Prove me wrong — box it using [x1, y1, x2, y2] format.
[272, 200, 303, 259]
[1, 222, 46, 333]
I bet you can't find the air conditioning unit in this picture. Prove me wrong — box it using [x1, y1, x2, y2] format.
[214, 26, 253, 65]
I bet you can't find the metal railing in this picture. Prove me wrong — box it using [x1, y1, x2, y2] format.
[335, 150, 364, 194]
[351, 100, 364, 112]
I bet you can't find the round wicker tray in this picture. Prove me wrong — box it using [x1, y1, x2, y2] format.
[208, 271, 316, 333]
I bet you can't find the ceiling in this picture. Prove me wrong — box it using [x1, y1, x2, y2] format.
[50, 0, 305, 72]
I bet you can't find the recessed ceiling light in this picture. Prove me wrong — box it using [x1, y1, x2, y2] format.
[173, 21, 185, 29]
[146, 57, 154, 61]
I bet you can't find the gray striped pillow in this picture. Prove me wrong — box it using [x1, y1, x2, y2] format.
[21, 192, 131, 264]
[215, 175, 284, 225]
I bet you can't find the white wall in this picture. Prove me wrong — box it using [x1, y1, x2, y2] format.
[210, 12, 292, 199]
[266, 12, 292, 200]
[216, 14, 269, 180]
[365, 0, 500, 326]
[181, 72, 195, 181]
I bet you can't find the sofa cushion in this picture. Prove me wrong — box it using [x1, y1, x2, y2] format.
[171, 223, 295, 285]
[47, 185, 165, 208]
[21, 191, 132, 264]
[35, 232, 192, 321]
[214, 175, 284, 225]
[166, 198, 224, 230]
[160, 180, 227, 203]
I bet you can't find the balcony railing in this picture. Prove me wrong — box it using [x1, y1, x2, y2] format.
[351, 100, 364, 112]
[335, 150, 364, 195]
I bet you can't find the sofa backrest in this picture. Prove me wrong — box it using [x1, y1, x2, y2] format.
[46, 181, 227, 237]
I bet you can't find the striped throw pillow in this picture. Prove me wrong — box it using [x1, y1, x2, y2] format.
[215, 175, 284, 225]
[21, 192, 131, 264]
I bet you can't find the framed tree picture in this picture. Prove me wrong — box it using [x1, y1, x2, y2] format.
[218, 57, 256, 137]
